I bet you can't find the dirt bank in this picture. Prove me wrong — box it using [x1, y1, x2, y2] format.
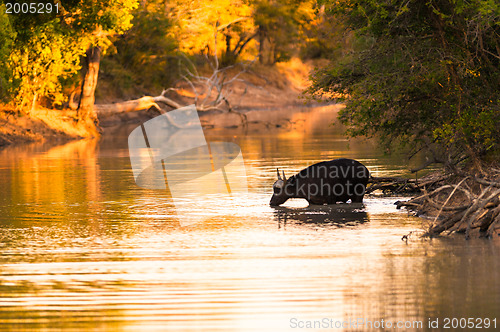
[97, 58, 323, 128]
[0, 108, 95, 147]
[1, 59, 323, 146]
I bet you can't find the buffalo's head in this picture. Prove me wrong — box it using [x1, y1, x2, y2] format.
[270, 168, 291, 206]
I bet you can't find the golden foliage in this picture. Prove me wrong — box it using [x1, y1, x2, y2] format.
[169, 0, 254, 55]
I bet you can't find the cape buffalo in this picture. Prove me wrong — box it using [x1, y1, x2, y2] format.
[270, 158, 370, 206]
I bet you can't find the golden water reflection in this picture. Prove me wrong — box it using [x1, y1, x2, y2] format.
[0, 106, 499, 331]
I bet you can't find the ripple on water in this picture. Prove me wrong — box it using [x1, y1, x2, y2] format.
[0, 107, 499, 330]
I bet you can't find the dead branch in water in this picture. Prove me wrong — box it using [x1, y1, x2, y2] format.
[93, 31, 252, 127]
[93, 61, 250, 127]
[367, 173, 451, 195]
[390, 171, 500, 239]
[95, 90, 181, 114]
[367, 177, 419, 194]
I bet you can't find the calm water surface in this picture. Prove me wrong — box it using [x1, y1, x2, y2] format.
[1, 106, 499, 331]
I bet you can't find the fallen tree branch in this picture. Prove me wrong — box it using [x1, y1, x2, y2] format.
[486, 213, 500, 238]
[395, 183, 474, 212]
[367, 176, 420, 194]
[375, 169, 500, 239]
[473, 176, 500, 188]
[94, 30, 253, 128]
[367, 174, 452, 195]
[390, 171, 500, 238]
[95, 90, 182, 115]
[465, 187, 500, 238]
[431, 177, 469, 224]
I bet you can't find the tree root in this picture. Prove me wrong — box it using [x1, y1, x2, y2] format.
[390, 171, 500, 239]
[367, 173, 451, 195]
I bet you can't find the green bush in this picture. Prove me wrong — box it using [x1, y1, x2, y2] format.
[99, 4, 179, 98]
[309, 0, 500, 167]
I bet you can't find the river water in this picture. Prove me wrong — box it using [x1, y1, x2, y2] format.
[0, 106, 499, 331]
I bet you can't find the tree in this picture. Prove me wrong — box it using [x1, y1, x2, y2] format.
[309, 0, 500, 170]
[169, 0, 316, 65]
[1, 1, 86, 109]
[252, 0, 314, 64]
[1, 0, 138, 136]
[0, 4, 15, 101]
[100, 0, 179, 95]
[300, 4, 349, 59]
[7, 20, 85, 113]
[56, 0, 139, 135]
[171, 0, 255, 63]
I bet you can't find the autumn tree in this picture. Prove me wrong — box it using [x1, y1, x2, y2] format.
[170, 0, 255, 64]
[1, 0, 138, 135]
[309, 0, 500, 169]
[0, 3, 15, 101]
[252, 0, 314, 64]
[100, 0, 178, 95]
[169, 0, 316, 65]
[56, 0, 138, 135]
[1, 1, 85, 110]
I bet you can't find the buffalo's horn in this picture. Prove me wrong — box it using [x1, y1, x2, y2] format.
[277, 168, 281, 180]
[282, 170, 286, 182]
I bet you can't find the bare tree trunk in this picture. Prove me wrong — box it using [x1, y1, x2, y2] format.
[95, 93, 182, 115]
[78, 46, 101, 136]
[234, 32, 258, 57]
[222, 33, 235, 65]
[258, 28, 265, 64]
[225, 33, 232, 56]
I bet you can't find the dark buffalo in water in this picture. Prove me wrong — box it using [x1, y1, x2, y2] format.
[270, 158, 370, 206]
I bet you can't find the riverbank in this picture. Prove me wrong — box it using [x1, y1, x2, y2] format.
[97, 58, 322, 128]
[0, 108, 95, 147]
[0, 58, 321, 147]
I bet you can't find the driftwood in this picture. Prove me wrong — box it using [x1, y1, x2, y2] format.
[95, 91, 182, 115]
[93, 56, 251, 126]
[366, 173, 451, 195]
[367, 176, 419, 194]
[94, 88, 248, 128]
[391, 172, 500, 239]
[90, 31, 254, 127]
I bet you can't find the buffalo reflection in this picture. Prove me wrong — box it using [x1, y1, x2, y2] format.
[272, 203, 369, 228]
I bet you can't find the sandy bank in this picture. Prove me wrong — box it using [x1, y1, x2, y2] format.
[1, 59, 325, 147]
[0, 107, 104, 147]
